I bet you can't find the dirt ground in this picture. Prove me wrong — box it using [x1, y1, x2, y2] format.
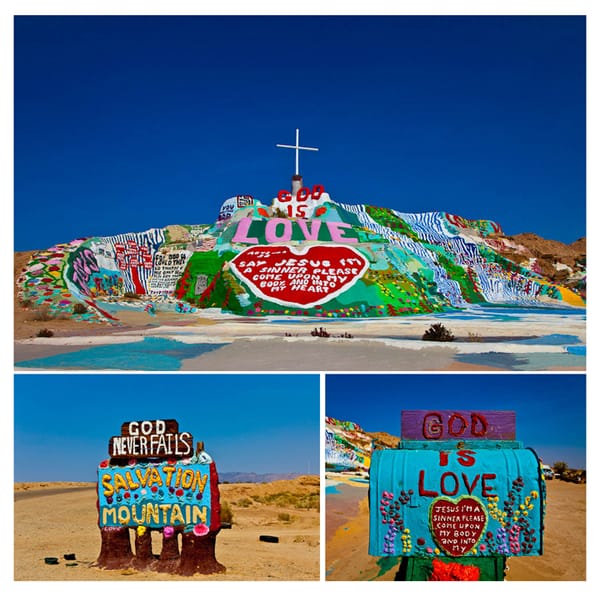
[326, 477, 586, 581]
[13, 477, 320, 581]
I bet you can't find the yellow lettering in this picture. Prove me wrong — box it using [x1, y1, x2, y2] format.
[102, 507, 117, 525]
[170, 503, 185, 525]
[193, 505, 207, 524]
[162, 466, 176, 486]
[181, 469, 194, 489]
[194, 472, 208, 493]
[125, 470, 140, 490]
[117, 506, 130, 525]
[135, 467, 152, 487]
[101, 473, 114, 497]
[114, 472, 128, 493]
[132, 504, 145, 525]
[148, 468, 163, 488]
[145, 502, 159, 525]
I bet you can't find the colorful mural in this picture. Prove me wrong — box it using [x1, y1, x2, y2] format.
[95, 419, 224, 576]
[17, 185, 585, 323]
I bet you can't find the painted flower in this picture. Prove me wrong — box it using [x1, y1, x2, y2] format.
[417, 537, 426, 546]
[124, 491, 130, 499]
[479, 544, 487, 552]
[193, 523, 209, 537]
[137, 526, 147, 537]
[164, 526, 175, 538]
[151, 485, 159, 493]
[176, 489, 184, 497]
[128, 459, 137, 466]
[99, 460, 109, 468]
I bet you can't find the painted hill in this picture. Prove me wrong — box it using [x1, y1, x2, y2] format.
[16, 183, 585, 324]
[325, 416, 399, 474]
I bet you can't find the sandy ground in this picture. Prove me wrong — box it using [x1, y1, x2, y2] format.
[325, 477, 586, 581]
[13, 477, 320, 582]
[14, 307, 586, 371]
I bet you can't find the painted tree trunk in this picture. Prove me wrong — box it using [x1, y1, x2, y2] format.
[132, 528, 154, 569]
[177, 530, 225, 576]
[155, 533, 181, 573]
[96, 527, 133, 569]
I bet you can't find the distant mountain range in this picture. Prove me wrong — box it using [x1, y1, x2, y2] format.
[219, 472, 310, 483]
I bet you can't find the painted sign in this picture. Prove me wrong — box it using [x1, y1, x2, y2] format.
[217, 195, 254, 224]
[147, 250, 192, 294]
[231, 217, 359, 245]
[369, 447, 544, 558]
[97, 461, 211, 529]
[272, 184, 330, 218]
[401, 410, 516, 441]
[109, 419, 194, 459]
[229, 244, 369, 307]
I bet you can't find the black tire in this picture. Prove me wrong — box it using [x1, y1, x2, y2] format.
[259, 535, 279, 543]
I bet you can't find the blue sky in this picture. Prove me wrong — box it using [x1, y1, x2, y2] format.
[13, 15, 585, 250]
[326, 373, 586, 469]
[13, 374, 320, 481]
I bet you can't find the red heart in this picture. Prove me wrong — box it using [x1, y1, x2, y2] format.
[429, 497, 488, 557]
[229, 245, 368, 308]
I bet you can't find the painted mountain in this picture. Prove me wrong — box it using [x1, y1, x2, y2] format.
[325, 416, 399, 474]
[16, 184, 586, 324]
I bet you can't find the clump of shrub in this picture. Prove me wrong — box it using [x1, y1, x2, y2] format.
[31, 305, 54, 321]
[73, 303, 88, 315]
[220, 501, 234, 524]
[422, 323, 455, 342]
[251, 491, 320, 511]
[277, 512, 295, 523]
[122, 292, 141, 300]
[36, 328, 54, 338]
[467, 332, 482, 342]
[236, 497, 253, 507]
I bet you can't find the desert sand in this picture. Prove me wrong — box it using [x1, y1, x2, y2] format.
[13, 477, 320, 581]
[14, 306, 586, 371]
[325, 476, 586, 581]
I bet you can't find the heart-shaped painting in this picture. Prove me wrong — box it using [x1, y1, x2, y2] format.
[229, 244, 369, 308]
[429, 496, 488, 557]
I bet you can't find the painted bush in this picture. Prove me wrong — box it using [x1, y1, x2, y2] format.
[17, 192, 585, 323]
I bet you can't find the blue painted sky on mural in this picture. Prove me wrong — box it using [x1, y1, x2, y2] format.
[13, 14, 586, 250]
[13, 374, 320, 481]
[326, 374, 586, 469]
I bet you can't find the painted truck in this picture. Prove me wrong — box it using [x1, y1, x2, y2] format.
[96, 419, 225, 575]
[369, 410, 545, 581]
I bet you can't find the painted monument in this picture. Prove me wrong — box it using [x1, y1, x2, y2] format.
[96, 419, 225, 576]
[368, 410, 545, 581]
[17, 130, 585, 325]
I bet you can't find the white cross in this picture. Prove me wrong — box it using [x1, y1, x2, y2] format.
[276, 128, 319, 176]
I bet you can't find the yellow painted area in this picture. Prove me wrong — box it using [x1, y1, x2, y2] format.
[558, 287, 585, 307]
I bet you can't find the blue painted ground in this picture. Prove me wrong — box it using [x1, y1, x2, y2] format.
[15, 337, 227, 371]
[454, 351, 585, 371]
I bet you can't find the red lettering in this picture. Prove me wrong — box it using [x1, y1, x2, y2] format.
[296, 187, 310, 201]
[456, 449, 476, 467]
[439, 451, 449, 467]
[277, 190, 292, 202]
[461, 472, 480, 494]
[418, 470, 438, 497]
[311, 184, 324, 200]
[470, 413, 488, 437]
[481, 474, 497, 497]
[448, 413, 468, 437]
[423, 412, 443, 439]
[440, 472, 459, 496]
